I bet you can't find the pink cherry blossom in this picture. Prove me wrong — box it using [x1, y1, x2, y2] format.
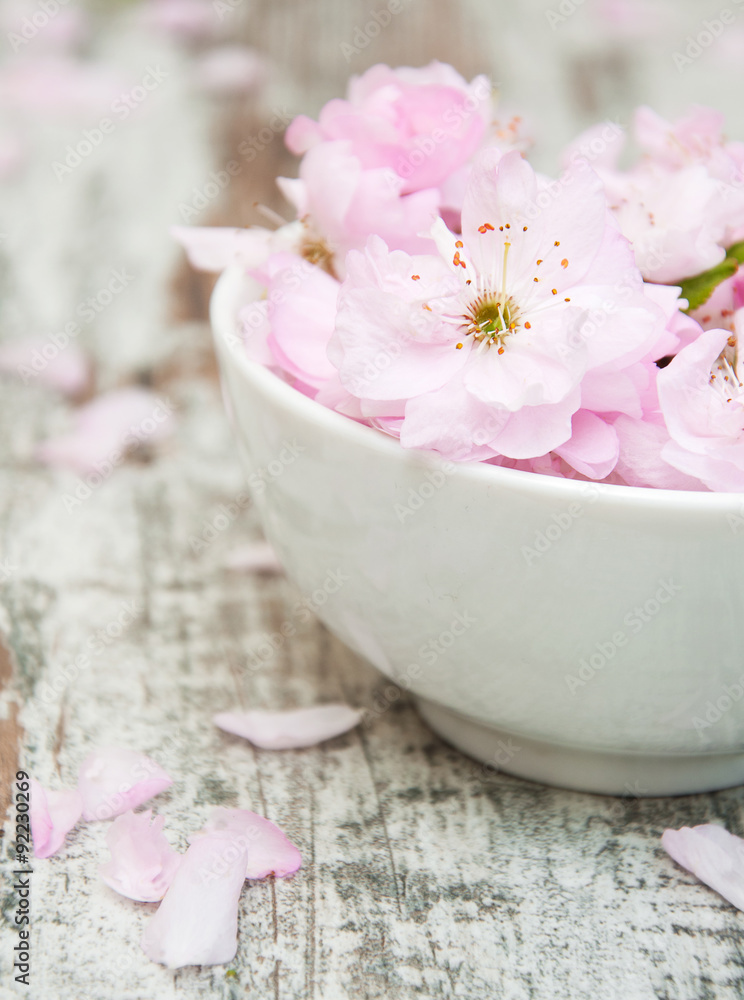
[78, 747, 173, 822]
[662, 824, 744, 910]
[30, 780, 83, 858]
[658, 317, 744, 491]
[99, 810, 182, 902]
[286, 62, 491, 196]
[278, 140, 440, 271]
[36, 387, 174, 475]
[329, 149, 663, 470]
[568, 106, 744, 283]
[190, 808, 302, 879]
[214, 704, 363, 749]
[140, 831, 247, 968]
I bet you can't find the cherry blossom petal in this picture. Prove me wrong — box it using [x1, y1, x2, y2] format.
[553, 409, 619, 480]
[30, 780, 83, 859]
[613, 413, 706, 490]
[265, 255, 339, 388]
[191, 807, 301, 879]
[0, 337, 90, 397]
[492, 390, 580, 460]
[78, 747, 173, 822]
[36, 387, 175, 475]
[100, 810, 182, 902]
[399, 375, 505, 462]
[173, 222, 302, 273]
[141, 832, 247, 968]
[214, 705, 363, 750]
[224, 541, 282, 573]
[662, 824, 744, 910]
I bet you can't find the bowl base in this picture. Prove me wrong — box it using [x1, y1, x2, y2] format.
[415, 697, 744, 797]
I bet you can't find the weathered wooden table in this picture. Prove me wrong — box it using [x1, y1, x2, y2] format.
[2, 2, 744, 997]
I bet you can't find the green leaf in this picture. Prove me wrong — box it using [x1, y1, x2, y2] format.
[679, 257, 739, 313]
[726, 241, 744, 265]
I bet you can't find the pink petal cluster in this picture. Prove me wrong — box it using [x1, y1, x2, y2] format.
[568, 106, 744, 284]
[177, 64, 744, 492]
[29, 745, 303, 970]
[29, 748, 172, 858]
[137, 807, 301, 968]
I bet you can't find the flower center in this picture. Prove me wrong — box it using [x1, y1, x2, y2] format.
[456, 239, 522, 354]
[463, 295, 520, 353]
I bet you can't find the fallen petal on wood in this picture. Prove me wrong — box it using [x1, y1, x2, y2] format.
[99, 809, 183, 902]
[140, 832, 248, 968]
[0, 336, 90, 397]
[36, 386, 174, 475]
[78, 747, 173, 822]
[214, 704, 363, 749]
[30, 780, 83, 858]
[190, 807, 301, 879]
[661, 824, 744, 910]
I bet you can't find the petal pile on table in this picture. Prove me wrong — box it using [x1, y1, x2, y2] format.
[177, 62, 744, 492]
[29, 706, 362, 969]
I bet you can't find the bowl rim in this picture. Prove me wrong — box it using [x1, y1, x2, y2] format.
[211, 264, 744, 513]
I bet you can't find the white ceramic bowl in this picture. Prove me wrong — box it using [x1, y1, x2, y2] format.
[211, 266, 744, 796]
